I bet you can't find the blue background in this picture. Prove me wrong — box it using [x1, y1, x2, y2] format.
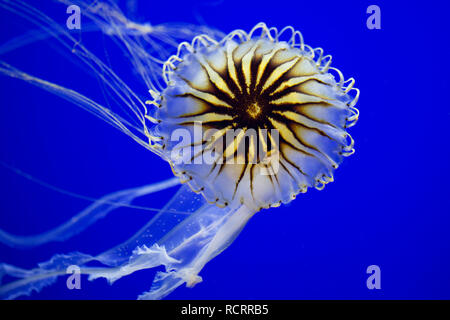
[0, 0, 449, 299]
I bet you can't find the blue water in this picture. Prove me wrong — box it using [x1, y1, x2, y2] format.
[0, 0, 449, 299]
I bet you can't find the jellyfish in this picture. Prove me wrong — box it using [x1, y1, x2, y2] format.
[0, 0, 359, 299]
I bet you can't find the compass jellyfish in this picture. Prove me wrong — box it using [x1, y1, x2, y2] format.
[0, 0, 359, 299]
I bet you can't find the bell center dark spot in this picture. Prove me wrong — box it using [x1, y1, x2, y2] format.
[233, 95, 268, 129]
[247, 102, 261, 119]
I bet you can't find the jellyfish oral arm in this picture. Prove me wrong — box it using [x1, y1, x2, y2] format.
[142, 203, 256, 299]
[184, 204, 255, 286]
[187, 206, 255, 286]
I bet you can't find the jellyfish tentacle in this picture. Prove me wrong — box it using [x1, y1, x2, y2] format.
[0, 0, 148, 125]
[0, 175, 180, 249]
[342, 77, 356, 94]
[0, 60, 155, 152]
[58, 0, 224, 92]
[1, 0, 224, 151]
[345, 88, 360, 128]
[0, 23, 100, 56]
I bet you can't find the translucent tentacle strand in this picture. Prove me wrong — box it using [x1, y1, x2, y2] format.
[0, 176, 180, 249]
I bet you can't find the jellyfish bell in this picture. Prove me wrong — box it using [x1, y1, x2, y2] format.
[0, 0, 359, 300]
[150, 23, 359, 212]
